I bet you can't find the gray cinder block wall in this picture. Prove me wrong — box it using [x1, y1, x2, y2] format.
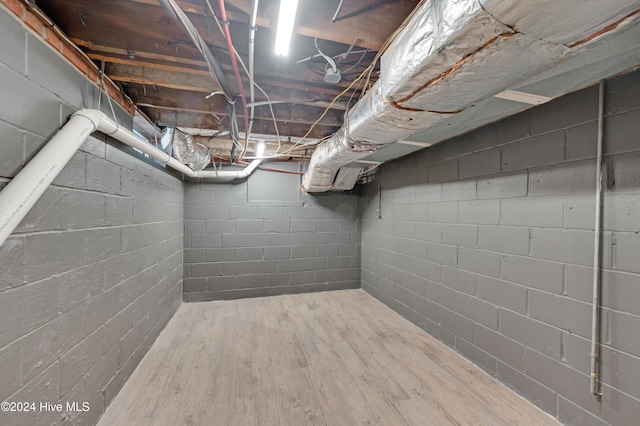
[183, 166, 361, 301]
[361, 70, 640, 425]
[0, 8, 183, 425]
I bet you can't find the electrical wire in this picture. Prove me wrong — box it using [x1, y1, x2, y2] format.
[203, 0, 282, 153]
[284, 62, 374, 155]
[217, 0, 251, 159]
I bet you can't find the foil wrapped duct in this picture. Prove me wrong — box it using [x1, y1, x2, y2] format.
[162, 127, 211, 171]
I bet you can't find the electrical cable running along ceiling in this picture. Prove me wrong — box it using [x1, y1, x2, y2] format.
[34, 0, 421, 163]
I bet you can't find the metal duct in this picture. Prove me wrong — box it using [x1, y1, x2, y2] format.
[302, 0, 638, 192]
[166, 127, 212, 171]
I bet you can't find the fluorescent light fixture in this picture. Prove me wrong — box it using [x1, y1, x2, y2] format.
[274, 0, 298, 56]
[256, 140, 266, 157]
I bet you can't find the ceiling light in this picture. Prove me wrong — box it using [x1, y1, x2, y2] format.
[256, 140, 266, 157]
[274, 0, 298, 56]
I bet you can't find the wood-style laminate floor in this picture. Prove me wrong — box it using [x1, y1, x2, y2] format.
[98, 290, 559, 425]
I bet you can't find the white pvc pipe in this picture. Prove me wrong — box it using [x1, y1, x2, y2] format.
[0, 109, 261, 248]
[589, 80, 605, 397]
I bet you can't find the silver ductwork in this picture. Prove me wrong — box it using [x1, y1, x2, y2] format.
[302, 0, 640, 192]
[162, 127, 212, 170]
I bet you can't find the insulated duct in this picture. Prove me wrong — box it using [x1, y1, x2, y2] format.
[163, 127, 212, 170]
[302, 0, 639, 192]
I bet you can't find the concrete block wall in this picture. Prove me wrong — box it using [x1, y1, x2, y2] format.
[361, 70, 640, 425]
[183, 168, 361, 301]
[0, 7, 183, 425]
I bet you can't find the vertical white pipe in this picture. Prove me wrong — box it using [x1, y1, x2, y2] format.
[248, 0, 259, 135]
[0, 114, 96, 246]
[590, 80, 605, 397]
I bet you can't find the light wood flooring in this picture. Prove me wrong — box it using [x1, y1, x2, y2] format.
[98, 289, 559, 425]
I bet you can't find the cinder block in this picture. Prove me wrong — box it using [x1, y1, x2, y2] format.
[476, 276, 527, 314]
[215, 191, 245, 206]
[601, 270, 640, 316]
[59, 328, 105, 396]
[564, 195, 596, 230]
[105, 195, 133, 226]
[458, 149, 501, 179]
[86, 155, 121, 194]
[606, 69, 640, 114]
[57, 262, 106, 313]
[183, 277, 209, 293]
[229, 205, 258, 219]
[263, 219, 291, 233]
[428, 202, 458, 223]
[475, 112, 532, 148]
[563, 264, 592, 303]
[458, 200, 499, 225]
[478, 226, 529, 256]
[529, 160, 597, 197]
[236, 274, 266, 289]
[192, 234, 222, 248]
[250, 261, 276, 274]
[502, 131, 565, 171]
[199, 205, 229, 220]
[1, 362, 59, 426]
[603, 192, 640, 233]
[478, 171, 528, 200]
[0, 341, 21, 402]
[428, 281, 456, 310]
[263, 246, 290, 260]
[0, 123, 25, 178]
[601, 383, 640, 426]
[606, 310, 640, 358]
[15, 186, 62, 233]
[234, 247, 262, 261]
[426, 242, 457, 267]
[415, 222, 442, 242]
[404, 204, 427, 222]
[415, 181, 441, 203]
[0, 237, 25, 290]
[441, 179, 476, 201]
[604, 108, 640, 155]
[184, 219, 206, 234]
[455, 336, 496, 375]
[441, 307, 474, 342]
[501, 197, 563, 228]
[456, 291, 499, 330]
[0, 66, 61, 139]
[428, 159, 458, 183]
[499, 308, 562, 359]
[608, 151, 640, 193]
[524, 347, 602, 416]
[530, 228, 594, 266]
[26, 230, 88, 282]
[206, 219, 232, 234]
[0, 10, 26, 73]
[557, 396, 608, 426]
[457, 248, 500, 277]
[441, 266, 475, 295]
[531, 85, 598, 135]
[500, 255, 563, 294]
[258, 206, 285, 219]
[190, 263, 221, 278]
[495, 361, 557, 417]
[528, 289, 591, 338]
[262, 274, 290, 289]
[566, 120, 597, 161]
[475, 324, 524, 371]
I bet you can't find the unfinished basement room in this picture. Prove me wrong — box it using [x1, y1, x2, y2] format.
[1, 0, 639, 424]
